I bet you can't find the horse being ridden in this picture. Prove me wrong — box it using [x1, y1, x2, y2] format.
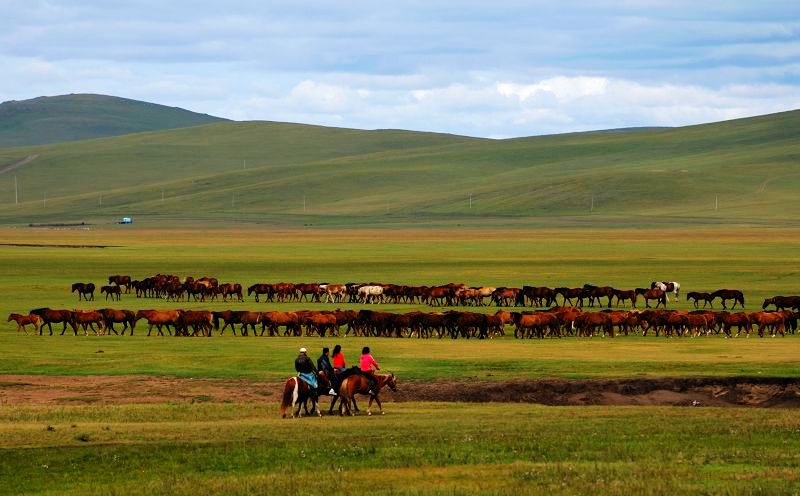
[338, 372, 397, 416]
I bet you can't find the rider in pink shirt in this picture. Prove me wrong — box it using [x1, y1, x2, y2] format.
[360, 346, 380, 395]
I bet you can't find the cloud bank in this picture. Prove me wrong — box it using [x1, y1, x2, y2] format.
[1, 1, 798, 137]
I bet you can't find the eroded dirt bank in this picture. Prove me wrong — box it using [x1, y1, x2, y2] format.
[0, 375, 798, 408]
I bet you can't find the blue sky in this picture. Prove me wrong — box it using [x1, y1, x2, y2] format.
[1, 0, 799, 137]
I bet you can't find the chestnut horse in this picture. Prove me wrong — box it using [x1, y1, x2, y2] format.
[7, 313, 40, 335]
[101, 285, 121, 301]
[338, 372, 397, 416]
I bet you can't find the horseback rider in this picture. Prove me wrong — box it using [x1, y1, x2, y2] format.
[295, 347, 320, 398]
[360, 346, 380, 396]
[317, 347, 336, 395]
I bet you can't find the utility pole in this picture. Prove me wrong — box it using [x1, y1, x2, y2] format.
[43, 191, 47, 208]
[715, 194, 718, 211]
[469, 193, 472, 209]
[14, 174, 18, 205]
[303, 195, 306, 213]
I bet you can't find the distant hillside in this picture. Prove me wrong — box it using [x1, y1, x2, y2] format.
[0, 109, 797, 227]
[0, 94, 226, 147]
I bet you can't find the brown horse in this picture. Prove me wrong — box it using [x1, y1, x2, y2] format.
[72, 310, 106, 335]
[99, 308, 136, 335]
[29, 308, 76, 335]
[101, 285, 121, 301]
[7, 313, 40, 335]
[612, 289, 637, 308]
[686, 292, 714, 309]
[711, 289, 745, 310]
[71, 283, 95, 301]
[762, 296, 800, 311]
[642, 288, 667, 308]
[338, 372, 397, 416]
[108, 275, 132, 293]
[135, 309, 180, 336]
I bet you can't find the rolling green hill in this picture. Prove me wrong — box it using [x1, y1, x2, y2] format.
[0, 94, 226, 147]
[0, 108, 797, 227]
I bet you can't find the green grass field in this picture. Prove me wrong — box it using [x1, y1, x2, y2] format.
[2, 226, 800, 494]
[1, 403, 798, 495]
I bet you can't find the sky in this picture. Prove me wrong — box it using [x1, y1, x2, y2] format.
[1, 0, 799, 137]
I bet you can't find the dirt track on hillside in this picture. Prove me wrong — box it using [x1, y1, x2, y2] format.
[2, 375, 798, 408]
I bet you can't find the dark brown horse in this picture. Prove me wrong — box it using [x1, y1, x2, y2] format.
[762, 296, 800, 311]
[711, 289, 744, 310]
[71, 283, 95, 301]
[612, 289, 637, 308]
[101, 285, 121, 301]
[248, 283, 273, 302]
[108, 275, 132, 293]
[99, 308, 136, 335]
[29, 308, 76, 335]
[686, 292, 714, 309]
[338, 372, 397, 416]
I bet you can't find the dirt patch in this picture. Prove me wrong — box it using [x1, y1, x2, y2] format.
[0, 375, 798, 408]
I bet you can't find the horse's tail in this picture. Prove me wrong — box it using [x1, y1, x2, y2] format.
[280, 378, 297, 418]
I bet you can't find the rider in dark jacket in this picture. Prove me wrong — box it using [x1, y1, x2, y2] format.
[295, 348, 317, 375]
[317, 347, 336, 395]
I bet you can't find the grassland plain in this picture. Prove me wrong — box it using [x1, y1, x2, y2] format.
[2, 225, 800, 495]
[1, 226, 800, 379]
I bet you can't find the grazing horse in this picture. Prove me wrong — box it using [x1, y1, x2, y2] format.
[101, 285, 121, 301]
[7, 313, 40, 335]
[29, 308, 77, 335]
[338, 372, 397, 416]
[651, 281, 680, 299]
[72, 283, 95, 301]
[711, 289, 744, 310]
[280, 376, 321, 418]
[686, 292, 714, 309]
[642, 288, 667, 308]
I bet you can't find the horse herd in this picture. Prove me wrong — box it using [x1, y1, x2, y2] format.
[9, 300, 800, 339]
[72, 275, 705, 309]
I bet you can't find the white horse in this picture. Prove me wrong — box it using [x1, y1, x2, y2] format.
[358, 285, 384, 304]
[651, 281, 680, 302]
